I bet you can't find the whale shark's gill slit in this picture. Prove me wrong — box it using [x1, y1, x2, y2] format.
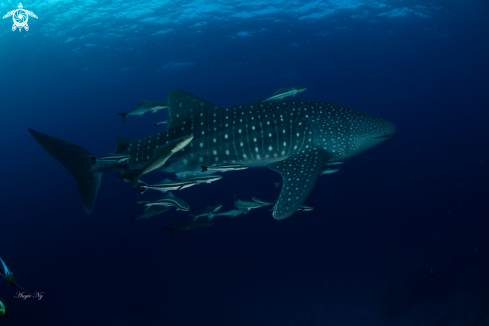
[268, 146, 330, 220]
[375, 134, 392, 139]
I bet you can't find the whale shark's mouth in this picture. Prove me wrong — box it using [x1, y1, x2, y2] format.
[375, 133, 393, 139]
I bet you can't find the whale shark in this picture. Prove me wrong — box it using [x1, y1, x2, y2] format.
[28, 90, 395, 219]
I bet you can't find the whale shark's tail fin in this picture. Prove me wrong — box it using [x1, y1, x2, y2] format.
[28, 129, 102, 214]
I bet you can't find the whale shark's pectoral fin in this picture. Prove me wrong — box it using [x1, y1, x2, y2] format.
[268, 147, 331, 220]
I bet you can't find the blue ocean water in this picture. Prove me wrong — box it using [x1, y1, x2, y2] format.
[1, 0, 488, 325]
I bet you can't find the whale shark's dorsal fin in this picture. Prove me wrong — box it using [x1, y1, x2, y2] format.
[268, 147, 330, 220]
[166, 90, 221, 129]
[114, 138, 133, 154]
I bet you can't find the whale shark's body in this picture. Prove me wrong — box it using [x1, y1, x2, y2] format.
[29, 90, 395, 219]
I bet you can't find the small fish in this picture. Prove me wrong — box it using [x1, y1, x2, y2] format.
[320, 169, 340, 175]
[214, 209, 249, 218]
[257, 87, 307, 102]
[0, 258, 15, 286]
[274, 182, 281, 189]
[138, 179, 198, 194]
[326, 162, 344, 166]
[234, 197, 265, 210]
[0, 300, 8, 318]
[154, 120, 168, 127]
[137, 192, 190, 211]
[131, 206, 170, 224]
[120, 135, 193, 190]
[90, 153, 131, 165]
[0, 258, 33, 296]
[201, 164, 248, 173]
[189, 204, 223, 221]
[117, 100, 169, 123]
[164, 220, 214, 238]
[183, 175, 223, 184]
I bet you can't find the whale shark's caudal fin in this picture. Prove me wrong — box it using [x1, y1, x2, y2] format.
[28, 129, 102, 214]
[268, 147, 330, 220]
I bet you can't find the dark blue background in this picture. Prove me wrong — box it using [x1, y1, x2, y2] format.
[0, 1, 488, 325]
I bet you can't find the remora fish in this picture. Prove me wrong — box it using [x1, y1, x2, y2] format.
[118, 100, 169, 123]
[29, 89, 395, 218]
[137, 192, 189, 212]
[190, 204, 223, 221]
[90, 153, 131, 165]
[138, 179, 198, 194]
[265, 202, 313, 212]
[320, 169, 340, 175]
[326, 162, 344, 166]
[257, 87, 307, 102]
[201, 164, 248, 173]
[214, 209, 249, 218]
[131, 206, 170, 224]
[164, 220, 214, 238]
[251, 197, 275, 207]
[251, 197, 273, 205]
[119, 135, 193, 190]
[184, 175, 222, 184]
[297, 205, 314, 212]
[234, 197, 265, 210]
[154, 120, 168, 126]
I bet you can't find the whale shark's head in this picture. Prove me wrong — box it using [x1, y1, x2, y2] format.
[347, 116, 396, 157]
